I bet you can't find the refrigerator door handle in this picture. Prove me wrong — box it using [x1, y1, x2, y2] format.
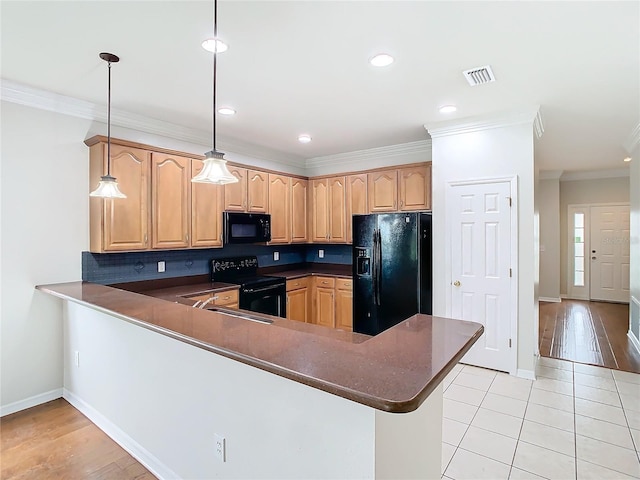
[374, 228, 382, 306]
[372, 228, 378, 305]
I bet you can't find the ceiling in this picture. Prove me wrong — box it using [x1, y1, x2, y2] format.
[1, 1, 638, 174]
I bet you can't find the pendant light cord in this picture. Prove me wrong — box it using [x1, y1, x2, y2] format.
[107, 59, 112, 176]
[212, 0, 218, 153]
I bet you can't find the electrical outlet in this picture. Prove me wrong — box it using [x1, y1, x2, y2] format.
[273, 251, 279, 261]
[214, 434, 226, 462]
[74, 351, 80, 367]
[158, 261, 166, 273]
[318, 249, 324, 259]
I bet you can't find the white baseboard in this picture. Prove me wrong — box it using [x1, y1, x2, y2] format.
[63, 389, 179, 480]
[539, 297, 562, 303]
[0, 388, 63, 417]
[628, 330, 640, 355]
[516, 369, 536, 381]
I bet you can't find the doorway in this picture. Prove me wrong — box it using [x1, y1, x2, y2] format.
[567, 203, 630, 302]
[447, 177, 517, 374]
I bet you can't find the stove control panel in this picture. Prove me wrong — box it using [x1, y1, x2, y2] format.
[211, 256, 259, 279]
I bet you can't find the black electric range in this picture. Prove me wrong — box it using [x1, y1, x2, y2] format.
[211, 256, 286, 318]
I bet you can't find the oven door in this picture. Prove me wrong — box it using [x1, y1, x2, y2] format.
[240, 283, 286, 318]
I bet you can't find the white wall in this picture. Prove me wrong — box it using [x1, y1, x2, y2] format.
[429, 117, 538, 376]
[63, 301, 442, 480]
[538, 178, 561, 300]
[558, 177, 630, 296]
[629, 145, 640, 346]
[1, 102, 91, 413]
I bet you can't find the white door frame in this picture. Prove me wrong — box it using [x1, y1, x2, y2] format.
[445, 175, 519, 375]
[566, 203, 630, 301]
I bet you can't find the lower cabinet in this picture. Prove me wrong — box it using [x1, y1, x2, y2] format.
[335, 278, 353, 332]
[186, 289, 239, 309]
[311, 276, 353, 331]
[286, 277, 309, 323]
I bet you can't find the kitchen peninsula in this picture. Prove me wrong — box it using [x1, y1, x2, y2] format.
[37, 280, 482, 479]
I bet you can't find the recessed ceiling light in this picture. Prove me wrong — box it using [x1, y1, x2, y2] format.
[623, 156, 632, 162]
[202, 38, 228, 53]
[218, 107, 236, 115]
[298, 134, 312, 144]
[369, 53, 394, 67]
[439, 105, 457, 114]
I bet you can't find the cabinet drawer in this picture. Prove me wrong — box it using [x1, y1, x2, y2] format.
[314, 276, 335, 288]
[286, 276, 310, 291]
[336, 278, 353, 290]
[213, 289, 239, 306]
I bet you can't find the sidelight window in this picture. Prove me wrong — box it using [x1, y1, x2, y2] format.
[573, 213, 585, 287]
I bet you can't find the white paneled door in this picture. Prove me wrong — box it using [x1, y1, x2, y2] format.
[590, 205, 630, 303]
[449, 180, 513, 372]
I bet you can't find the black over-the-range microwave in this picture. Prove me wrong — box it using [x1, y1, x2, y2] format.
[223, 212, 271, 244]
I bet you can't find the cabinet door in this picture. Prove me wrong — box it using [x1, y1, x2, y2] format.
[268, 174, 291, 244]
[291, 178, 309, 243]
[92, 143, 151, 252]
[287, 287, 308, 323]
[368, 169, 398, 212]
[399, 165, 430, 211]
[191, 160, 224, 248]
[224, 167, 247, 211]
[328, 176, 347, 243]
[151, 153, 191, 249]
[314, 286, 335, 328]
[346, 174, 368, 244]
[311, 179, 329, 242]
[248, 170, 268, 212]
[335, 282, 353, 332]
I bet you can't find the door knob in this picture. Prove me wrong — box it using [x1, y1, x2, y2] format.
[453, 280, 461, 287]
[592, 256, 597, 260]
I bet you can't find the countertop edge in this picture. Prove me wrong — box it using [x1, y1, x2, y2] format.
[36, 283, 484, 413]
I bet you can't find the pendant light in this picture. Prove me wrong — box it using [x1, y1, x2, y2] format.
[192, 0, 238, 185]
[90, 53, 126, 198]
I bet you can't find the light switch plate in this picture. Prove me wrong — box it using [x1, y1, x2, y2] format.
[274, 252, 279, 261]
[158, 261, 166, 273]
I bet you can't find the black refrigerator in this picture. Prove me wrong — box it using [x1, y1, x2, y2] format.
[352, 212, 432, 336]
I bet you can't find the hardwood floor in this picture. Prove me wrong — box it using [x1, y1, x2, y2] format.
[1, 398, 155, 480]
[539, 299, 640, 374]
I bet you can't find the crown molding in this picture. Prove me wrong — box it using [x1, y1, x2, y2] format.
[560, 167, 630, 181]
[623, 123, 640, 153]
[539, 170, 563, 180]
[424, 105, 543, 139]
[0, 79, 304, 168]
[306, 140, 432, 169]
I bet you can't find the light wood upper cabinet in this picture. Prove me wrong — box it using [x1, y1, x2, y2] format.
[398, 165, 431, 211]
[335, 278, 353, 332]
[89, 142, 151, 252]
[191, 160, 224, 248]
[368, 169, 398, 212]
[248, 170, 268, 212]
[346, 174, 368, 244]
[311, 179, 329, 242]
[328, 176, 347, 243]
[151, 153, 191, 250]
[224, 168, 268, 212]
[311, 177, 347, 243]
[268, 174, 291, 244]
[291, 178, 309, 243]
[223, 167, 247, 211]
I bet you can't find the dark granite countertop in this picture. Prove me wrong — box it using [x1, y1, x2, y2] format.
[37, 281, 483, 413]
[261, 262, 352, 280]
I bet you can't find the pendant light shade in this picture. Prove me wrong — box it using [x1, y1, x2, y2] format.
[192, 0, 238, 185]
[90, 53, 126, 198]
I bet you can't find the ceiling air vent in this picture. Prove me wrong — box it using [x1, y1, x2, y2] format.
[463, 65, 496, 86]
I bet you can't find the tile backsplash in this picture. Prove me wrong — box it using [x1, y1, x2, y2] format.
[83, 244, 352, 284]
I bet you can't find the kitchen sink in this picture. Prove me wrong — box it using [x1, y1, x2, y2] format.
[204, 307, 274, 324]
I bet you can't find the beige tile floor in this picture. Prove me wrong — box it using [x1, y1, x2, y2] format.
[441, 357, 640, 480]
